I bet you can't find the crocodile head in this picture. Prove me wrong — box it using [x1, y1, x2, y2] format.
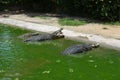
[51, 28, 64, 39]
[91, 43, 100, 48]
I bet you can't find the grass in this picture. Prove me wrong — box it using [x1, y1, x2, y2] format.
[33, 15, 120, 26]
[103, 21, 120, 26]
[59, 18, 88, 26]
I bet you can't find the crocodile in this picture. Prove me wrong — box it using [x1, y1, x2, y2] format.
[61, 43, 100, 55]
[22, 28, 64, 42]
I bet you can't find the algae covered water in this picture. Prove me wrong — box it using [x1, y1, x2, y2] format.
[0, 24, 120, 80]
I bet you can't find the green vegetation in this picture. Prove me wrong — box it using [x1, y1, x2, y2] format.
[56, 0, 119, 21]
[0, 0, 119, 21]
[59, 18, 88, 26]
[0, 24, 120, 80]
[104, 21, 120, 26]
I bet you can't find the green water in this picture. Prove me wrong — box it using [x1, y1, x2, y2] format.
[0, 24, 120, 80]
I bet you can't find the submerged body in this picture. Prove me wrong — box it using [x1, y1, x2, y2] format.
[24, 34, 60, 42]
[20, 28, 64, 42]
[62, 43, 99, 55]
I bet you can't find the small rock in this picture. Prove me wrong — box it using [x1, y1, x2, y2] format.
[102, 27, 108, 30]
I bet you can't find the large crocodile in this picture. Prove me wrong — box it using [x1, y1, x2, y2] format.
[22, 28, 64, 42]
[61, 43, 99, 55]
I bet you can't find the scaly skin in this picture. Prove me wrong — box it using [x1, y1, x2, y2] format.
[62, 43, 99, 55]
[23, 28, 64, 42]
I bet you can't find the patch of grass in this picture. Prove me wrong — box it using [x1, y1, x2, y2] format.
[59, 18, 88, 26]
[104, 21, 120, 26]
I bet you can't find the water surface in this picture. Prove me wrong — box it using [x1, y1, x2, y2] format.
[0, 24, 120, 80]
